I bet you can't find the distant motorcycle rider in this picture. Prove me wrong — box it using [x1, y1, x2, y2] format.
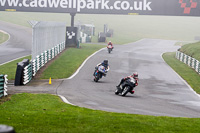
[108, 41, 113, 47]
[107, 41, 114, 50]
[116, 72, 138, 93]
[93, 60, 110, 76]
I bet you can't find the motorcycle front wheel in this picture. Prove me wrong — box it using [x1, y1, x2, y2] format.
[108, 48, 111, 53]
[94, 73, 100, 82]
[115, 89, 119, 95]
[94, 77, 99, 82]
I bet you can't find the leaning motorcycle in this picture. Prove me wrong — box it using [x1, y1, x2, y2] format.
[93, 65, 107, 82]
[107, 45, 113, 54]
[115, 77, 137, 96]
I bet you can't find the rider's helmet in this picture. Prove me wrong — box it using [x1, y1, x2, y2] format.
[132, 72, 138, 79]
[103, 59, 108, 65]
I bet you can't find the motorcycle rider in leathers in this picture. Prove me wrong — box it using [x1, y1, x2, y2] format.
[93, 60, 110, 76]
[116, 72, 138, 94]
[108, 41, 113, 47]
[107, 41, 114, 50]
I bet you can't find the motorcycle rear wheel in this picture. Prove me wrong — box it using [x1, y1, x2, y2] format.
[121, 86, 130, 96]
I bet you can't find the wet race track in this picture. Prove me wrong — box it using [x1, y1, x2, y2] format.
[57, 39, 200, 118]
[0, 21, 31, 65]
[2, 21, 200, 118]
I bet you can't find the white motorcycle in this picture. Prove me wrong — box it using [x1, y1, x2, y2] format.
[93, 65, 107, 82]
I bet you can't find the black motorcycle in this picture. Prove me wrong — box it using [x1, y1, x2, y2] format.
[93, 65, 107, 82]
[115, 77, 136, 96]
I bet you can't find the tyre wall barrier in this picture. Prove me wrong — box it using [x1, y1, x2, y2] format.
[15, 59, 30, 86]
[76, 23, 94, 44]
[104, 24, 113, 37]
[80, 24, 95, 36]
[0, 74, 8, 98]
[14, 42, 65, 86]
[176, 51, 200, 74]
[79, 31, 91, 43]
[98, 32, 106, 42]
[106, 29, 114, 37]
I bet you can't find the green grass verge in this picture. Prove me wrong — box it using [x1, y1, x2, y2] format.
[0, 93, 200, 133]
[0, 44, 104, 80]
[41, 43, 105, 79]
[0, 56, 31, 80]
[0, 31, 9, 44]
[179, 41, 200, 61]
[162, 52, 200, 94]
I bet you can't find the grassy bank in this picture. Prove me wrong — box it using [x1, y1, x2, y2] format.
[162, 52, 200, 94]
[0, 44, 104, 80]
[0, 56, 31, 80]
[0, 93, 200, 133]
[179, 41, 200, 61]
[41, 43, 105, 79]
[0, 31, 9, 44]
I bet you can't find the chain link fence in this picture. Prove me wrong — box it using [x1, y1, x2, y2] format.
[15, 21, 66, 85]
[32, 21, 66, 60]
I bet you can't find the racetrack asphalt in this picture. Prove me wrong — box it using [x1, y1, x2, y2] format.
[0, 20, 31, 65]
[3, 21, 200, 117]
[56, 39, 200, 118]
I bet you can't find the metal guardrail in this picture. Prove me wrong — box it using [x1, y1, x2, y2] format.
[0, 74, 8, 98]
[14, 21, 66, 86]
[32, 42, 65, 78]
[23, 64, 32, 85]
[15, 42, 65, 86]
[176, 51, 200, 74]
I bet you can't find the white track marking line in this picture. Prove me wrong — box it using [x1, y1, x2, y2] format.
[0, 30, 11, 45]
[58, 47, 106, 105]
[161, 53, 200, 98]
[67, 47, 106, 79]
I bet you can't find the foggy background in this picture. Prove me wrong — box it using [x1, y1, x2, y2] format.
[0, 12, 199, 44]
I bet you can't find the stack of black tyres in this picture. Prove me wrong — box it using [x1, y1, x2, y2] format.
[14, 59, 29, 86]
[98, 32, 106, 42]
